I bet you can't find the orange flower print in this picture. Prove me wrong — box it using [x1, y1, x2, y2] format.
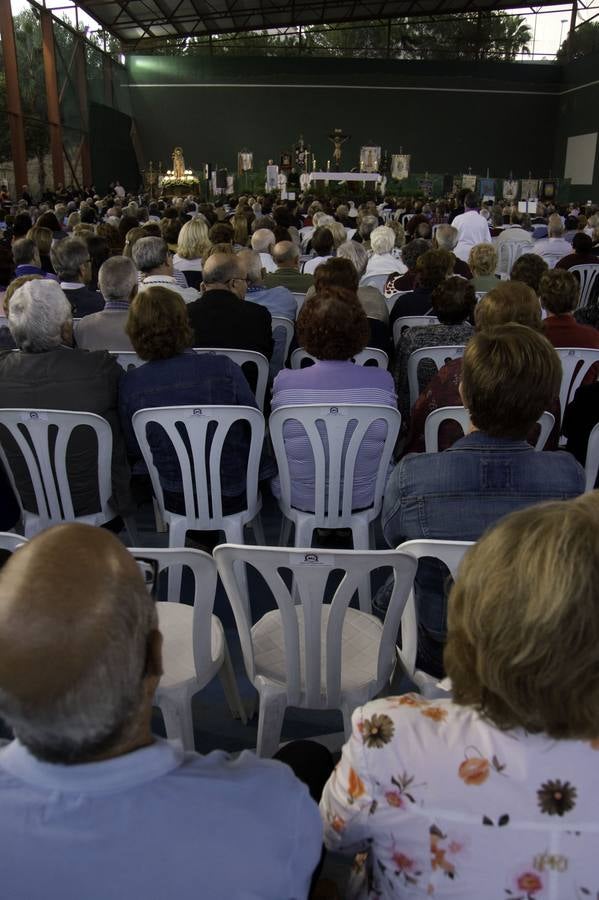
[458, 756, 490, 786]
[330, 815, 346, 834]
[397, 694, 423, 707]
[385, 790, 405, 808]
[430, 833, 455, 878]
[517, 871, 543, 893]
[421, 706, 447, 723]
[392, 851, 414, 872]
[347, 766, 366, 803]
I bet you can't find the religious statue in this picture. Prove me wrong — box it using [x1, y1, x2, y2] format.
[294, 134, 311, 171]
[328, 128, 350, 170]
[172, 147, 186, 180]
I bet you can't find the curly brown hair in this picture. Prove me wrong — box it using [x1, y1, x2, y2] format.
[313, 257, 359, 292]
[539, 268, 579, 315]
[431, 276, 476, 325]
[297, 286, 368, 360]
[510, 253, 548, 292]
[126, 286, 193, 360]
[415, 249, 454, 290]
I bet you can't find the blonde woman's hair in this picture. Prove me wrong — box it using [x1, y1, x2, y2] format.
[468, 242, 498, 276]
[231, 214, 249, 247]
[475, 281, 542, 333]
[26, 226, 52, 256]
[328, 221, 347, 249]
[177, 218, 210, 260]
[445, 494, 599, 740]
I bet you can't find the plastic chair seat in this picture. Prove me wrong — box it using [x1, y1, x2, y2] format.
[251, 605, 384, 697]
[156, 603, 224, 690]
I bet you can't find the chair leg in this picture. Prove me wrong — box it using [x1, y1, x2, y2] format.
[157, 693, 195, 751]
[251, 513, 266, 546]
[279, 515, 292, 547]
[219, 638, 248, 725]
[256, 686, 287, 758]
[166, 520, 187, 602]
[352, 524, 372, 613]
[153, 498, 168, 533]
[123, 515, 139, 546]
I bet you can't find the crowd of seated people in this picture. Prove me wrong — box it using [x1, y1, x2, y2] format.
[0, 182, 599, 897]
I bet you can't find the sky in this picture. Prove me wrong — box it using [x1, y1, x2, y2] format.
[8, 0, 597, 60]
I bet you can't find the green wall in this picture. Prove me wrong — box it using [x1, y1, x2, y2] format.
[123, 55, 560, 187]
[553, 53, 599, 203]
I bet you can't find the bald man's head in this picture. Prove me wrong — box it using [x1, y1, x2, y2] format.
[0, 524, 157, 764]
[272, 241, 299, 268]
[202, 252, 246, 299]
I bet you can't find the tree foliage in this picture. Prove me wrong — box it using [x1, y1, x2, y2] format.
[557, 21, 599, 61]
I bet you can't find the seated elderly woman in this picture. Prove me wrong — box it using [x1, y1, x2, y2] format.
[119, 285, 272, 515]
[468, 241, 500, 293]
[384, 237, 432, 296]
[321, 493, 599, 896]
[394, 276, 476, 427]
[302, 227, 335, 275]
[363, 226, 408, 279]
[405, 281, 560, 454]
[510, 252, 548, 294]
[271, 286, 396, 513]
[336, 242, 388, 323]
[389, 248, 454, 327]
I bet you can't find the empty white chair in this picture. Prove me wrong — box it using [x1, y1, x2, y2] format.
[556, 347, 599, 426]
[569, 264, 599, 309]
[424, 405, 555, 452]
[290, 347, 388, 370]
[0, 409, 130, 538]
[270, 316, 295, 366]
[128, 546, 246, 750]
[192, 348, 269, 412]
[497, 241, 531, 276]
[396, 538, 473, 697]
[269, 403, 400, 551]
[132, 405, 265, 600]
[584, 422, 599, 492]
[392, 315, 440, 347]
[407, 345, 466, 408]
[214, 543, 418, 756]
[0, 532, 26, 553]
[108, 351, 145, 371]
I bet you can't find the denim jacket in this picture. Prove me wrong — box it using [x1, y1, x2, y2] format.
[382, 432, 585, 658]
[119, 350, 275, 497]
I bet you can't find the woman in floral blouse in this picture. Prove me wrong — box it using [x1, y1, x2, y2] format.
[320, 493, 599, 899]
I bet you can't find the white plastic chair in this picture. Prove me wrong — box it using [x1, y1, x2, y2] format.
[556, 347, 599, 426]
[271, 316, 294, 366]
[108, 351, 145, 370]
[0, 532, 26, 553]
[584, 422, 599, 492]
[407, 345, 466, 408]
[424, 406, 556, 452]
[359, 274, 389, 292]
[542, 253, 566, 270]
[292, 292, 306, 314]
[385, 290, 410, 315]
[392, 315, 440, 347]
[569, 264, 599, 309]
[269, 403, 400, 552]
[0, 409, 132, 539]
[192, 348, 269, 412]
[497, 241, 531, 275]
[396, 538, 473, 697]
[401, 213, 415, 228]
[290, 347, 388, 369]
[128, 546, 246, 750]
[214, 543, 418, 757]
[132, 405, 265, 601]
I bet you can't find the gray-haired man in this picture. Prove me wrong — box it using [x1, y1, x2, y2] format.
[75, 256, 137, 352]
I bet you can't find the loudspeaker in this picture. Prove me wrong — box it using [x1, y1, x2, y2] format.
[216, 169, 228, 189]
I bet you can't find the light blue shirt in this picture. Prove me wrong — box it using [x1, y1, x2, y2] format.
[0, 737, 323, 900]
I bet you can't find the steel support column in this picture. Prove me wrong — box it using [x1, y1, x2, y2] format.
[0, 0, 27, 192]
[75, 36, 92, 186]
[40, 9, 65, 188]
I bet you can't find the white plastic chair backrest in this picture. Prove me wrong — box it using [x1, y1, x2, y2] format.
[393, 315, 440, 347]
[584, 422, 599, 492]
[0, 409, 113, 535]
[271, 316, 295, 363]
[475, 292, 487, 302]
[543, 253, 565, 270]
[127, 546, 217, 674]
[214, 543, 418, 708]
[407, 345, 466, 408]
[401, 214, 415, 227]
[269, 403, 400, 527]
[556, 347, 599, 425]
[396, 538, 474, 676]
[292, 292, 306, 313]
[424, 406, 555, 452]
[132, 405, 264, 529]
[499, 241, 531, 274]
[108, 351, 145, 371]
[569, 264, 599, 309]
[359, 274, 388, 292]
[290, 347, 388, 369]
[192, 348, 268, 412]
[0, 532, 27, 553]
